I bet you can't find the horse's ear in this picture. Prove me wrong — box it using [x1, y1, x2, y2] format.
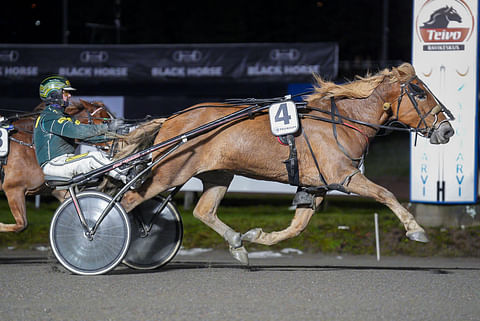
[79, 99, 91, 107]
[392, 67, 404, 81]
[392, 63, 415, 82]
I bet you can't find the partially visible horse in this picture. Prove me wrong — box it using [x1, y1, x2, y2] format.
[421, 6, 462, 28]
[119, 63, 454, 264]
[0, 100, 114, 232]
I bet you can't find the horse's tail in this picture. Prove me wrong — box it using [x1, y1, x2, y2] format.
[114, 118, 166, 159]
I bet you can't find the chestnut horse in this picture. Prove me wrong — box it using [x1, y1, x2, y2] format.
[0, 100, 114, 232]
[119, 63, 454, 264]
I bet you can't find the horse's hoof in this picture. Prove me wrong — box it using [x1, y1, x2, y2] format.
[407, 231, 429, 243]
[229, 246, 249, 265]
[241, 228, 262, 243]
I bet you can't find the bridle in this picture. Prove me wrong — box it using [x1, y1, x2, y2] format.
[73, 105, 114, 125]
[393, 76, 455, 140]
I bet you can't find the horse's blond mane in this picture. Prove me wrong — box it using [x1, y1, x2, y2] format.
[114, 118, 166, 159]
[306, 63, 416, 102]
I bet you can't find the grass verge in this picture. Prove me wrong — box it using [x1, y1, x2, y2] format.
[0, 194, 479, 257]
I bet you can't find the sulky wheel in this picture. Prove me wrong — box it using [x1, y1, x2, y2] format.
[123, 196, 183, 270]
[49, 191, 131, 276]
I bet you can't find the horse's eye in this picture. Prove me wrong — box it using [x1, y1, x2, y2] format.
[417, 93, 427, 101]
[409, 83, 426, 100]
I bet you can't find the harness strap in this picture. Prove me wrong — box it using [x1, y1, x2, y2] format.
[330, 98, 363, 164]
[9, 136, 34, 148]
[282, 134, 299, 186]
[302, 127, 361, 194]
[302, 128, 328, 186]
[277, 135, 289, 146]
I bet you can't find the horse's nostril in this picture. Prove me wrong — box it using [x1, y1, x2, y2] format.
[444, 128, 454, 138]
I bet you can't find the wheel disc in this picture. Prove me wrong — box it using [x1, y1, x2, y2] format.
[50, 191, 131, 275]
[123, 196, 183, 270]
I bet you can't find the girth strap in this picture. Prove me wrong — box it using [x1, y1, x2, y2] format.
[302, 129, 328, 186]
[279, 118, 363, 195]
[302, 128, 360, 194]
[282, 134, 299, 186]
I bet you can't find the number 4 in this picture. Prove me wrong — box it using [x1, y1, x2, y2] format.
[274, 103, 291, 125]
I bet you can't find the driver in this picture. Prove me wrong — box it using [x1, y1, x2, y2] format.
[33, 75, 128, 183]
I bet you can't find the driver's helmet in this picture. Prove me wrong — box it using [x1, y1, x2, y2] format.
[39, 75, 76, 106]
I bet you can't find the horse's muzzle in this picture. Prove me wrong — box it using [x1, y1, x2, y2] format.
[430, 121, 454, 144]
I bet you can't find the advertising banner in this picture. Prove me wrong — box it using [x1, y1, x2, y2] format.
[411, 0, 478, 203]
[0, 43, 338, 84]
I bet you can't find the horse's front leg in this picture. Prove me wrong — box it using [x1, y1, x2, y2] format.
[0, 187, 28, 232]
[241, 196, 324, 246]
[346, 173, 428, 242]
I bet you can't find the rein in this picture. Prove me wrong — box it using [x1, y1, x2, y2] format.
[302, 76, 454, 137]
[9, 136, 34, 148]
[0, 111, 41, 124]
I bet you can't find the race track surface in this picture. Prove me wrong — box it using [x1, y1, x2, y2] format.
[1, 249, 479, 321]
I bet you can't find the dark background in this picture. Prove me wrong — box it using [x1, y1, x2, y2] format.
[0, 0, 413, 117]
[2, 1, 412, 73]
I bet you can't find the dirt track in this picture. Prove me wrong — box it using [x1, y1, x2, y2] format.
[1, 249, 480, 321]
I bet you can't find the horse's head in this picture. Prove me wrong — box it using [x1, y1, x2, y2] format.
[66, 99, 115, 125]
[64, 100, 116, 152]
[422, 6, 462, 28]
[390, 64, 454, 144]
[445, 6, 462, 23]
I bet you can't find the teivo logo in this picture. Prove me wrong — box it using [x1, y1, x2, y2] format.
[415, 0, 475, 51]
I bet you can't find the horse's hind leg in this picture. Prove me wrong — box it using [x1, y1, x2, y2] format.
[346, 173, 428, 242]
[192, 172, 250, 264]
[0, 188, 28, 232]
[241, 196, 324, 246]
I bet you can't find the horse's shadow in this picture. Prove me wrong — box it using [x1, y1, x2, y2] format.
[105, 260, 480, 276]
[2, 255, 476, 276]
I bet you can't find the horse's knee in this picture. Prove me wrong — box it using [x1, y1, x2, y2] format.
[16, 221, 28, 232]
[120, 191, 143, 212]
[192, 207, 205, 220]
[375, 188, 396, 204]
[192, 206, 216, 225]
[192, 187, 226, 224]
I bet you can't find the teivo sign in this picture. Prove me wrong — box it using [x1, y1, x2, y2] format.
[411, 0, 478, 203]
[416, 0, 476, 51]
